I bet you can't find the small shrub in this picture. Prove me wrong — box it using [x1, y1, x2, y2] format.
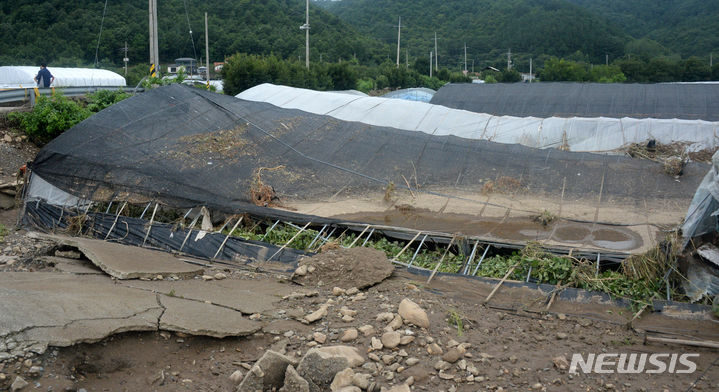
[7, 93, 90, 144]
[86, 90, 130, 113]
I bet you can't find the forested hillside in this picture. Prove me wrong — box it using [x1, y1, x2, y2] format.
[0, 0, 386, 67]
[566, 0, 719, 58]
[318, 0, 629, 69]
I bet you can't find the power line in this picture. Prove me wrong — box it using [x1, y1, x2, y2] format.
[94, 0, 109, 68]
[182, 0, 198, 62]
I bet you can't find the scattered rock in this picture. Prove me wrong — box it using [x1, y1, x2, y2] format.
[371, 337, 384, 350]
[295, 265, 309, 276]
[427, 343, 443, 355]
[358, 325, 376, 336]
[386, 314, 403, 331]
[399, 336, 415, 345]
[385, 384, 410, 392]
[398, 298, 429, 328]
[11, 376, 28, 391]
[381, 331, 401, 349]
[201, 274, 214, 281]
[330, 368, 355, 391]
[229, 369, 244, 384]
[333, 287, 346, 296]
[27, 366, 43, 376]
[352, 373, 370, 389]
[214, 272, 227, 280]
[442, 348, 463, 363]
[340, 307, 358, 317]
[346, 287, 359, 296]
[376, 312, 395, 322]
[341, 329, 359, 342]
[237, 350, 298, 392]
[304, 305, 329, 323]
[553, 355, 569, 371]
[298, 346, 360, 392]
[313, 332, 327, 344]
[405, 357, 419, 366]
[279, 365, 310, 392]
[556, 332, 568, 340]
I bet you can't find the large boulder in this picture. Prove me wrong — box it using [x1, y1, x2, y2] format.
[279, 365, 310, 392]
[236, 350, 297, 392]
[297, 346, 364, 392]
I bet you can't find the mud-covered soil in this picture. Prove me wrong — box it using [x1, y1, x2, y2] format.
[0, 237, 718, 392]
[292, 247, 395, 289]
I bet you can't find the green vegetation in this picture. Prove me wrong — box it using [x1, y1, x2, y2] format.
[0, 0, 385, 70]
[8, 94, 90, 144]
[221, 54, 469, 96]
[447, 308, 465, 337]
[7, 89, 131, 144]
[215, 220, 680, 308]
[0, 223, 8, 243]
[85, 89, 130, 112]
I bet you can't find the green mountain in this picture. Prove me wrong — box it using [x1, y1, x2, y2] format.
[0, 0, 386, 67]
[317, 0, 630, 70]
[565, 0, 719, 59]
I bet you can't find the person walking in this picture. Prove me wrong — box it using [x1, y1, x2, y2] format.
[34, 63, 54, 87]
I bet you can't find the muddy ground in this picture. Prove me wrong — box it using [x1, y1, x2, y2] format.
[1, 118, 718, 392]
[1, 218, 718, 392]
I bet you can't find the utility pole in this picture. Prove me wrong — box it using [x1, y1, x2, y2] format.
[430, 51, 433, 78]
[605, 54, 608, 66]
[123, 41, 129, 77]
[205, 12, 210, 86]
[300, 0, 310, 69]
[464, 42, 467, 72]
[529, 58, 532, 83]
[472, 59, 474, 73]
[396, 16, 401, 67]
[406, 48, 408, 67]
[434, 32, 438, 69]
[507, 48, 511, 70]
[148, 0, 159, 77]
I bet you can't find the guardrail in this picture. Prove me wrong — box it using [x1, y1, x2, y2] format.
[0, 86, 144, 106]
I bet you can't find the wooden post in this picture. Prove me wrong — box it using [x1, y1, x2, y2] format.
[483, 264, 518, 305]
[426, 236, 456, 284]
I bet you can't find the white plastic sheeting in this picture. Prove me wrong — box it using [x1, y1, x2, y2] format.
[237, 83, 719, 154]
[26, 174, 89, 208]
[0, 66, 126, 88]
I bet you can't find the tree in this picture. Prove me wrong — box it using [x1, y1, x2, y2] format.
[681, 56, 711, 82]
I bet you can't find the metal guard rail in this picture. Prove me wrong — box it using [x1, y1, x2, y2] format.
[0, 86, 144, 106]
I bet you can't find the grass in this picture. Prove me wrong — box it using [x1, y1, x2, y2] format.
[447, 308, 465, 337]
[0, 223, 8, 243]
[80, 204, 691, 309]
[218, 222, 682, 308]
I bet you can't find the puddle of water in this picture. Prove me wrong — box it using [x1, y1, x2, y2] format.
[333, 209, 643, 251]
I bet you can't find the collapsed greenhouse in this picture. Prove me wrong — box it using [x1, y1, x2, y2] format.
[18, 83, 718, 306]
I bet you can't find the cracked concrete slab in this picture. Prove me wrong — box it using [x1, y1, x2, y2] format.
[0, 272, 275, 360]
[0, 273, 161, 357]
[48, 235, 204, 279]
[125, 279, 307, 315]
[39, 256, 104, 275]
[159, 296, 261, 338]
